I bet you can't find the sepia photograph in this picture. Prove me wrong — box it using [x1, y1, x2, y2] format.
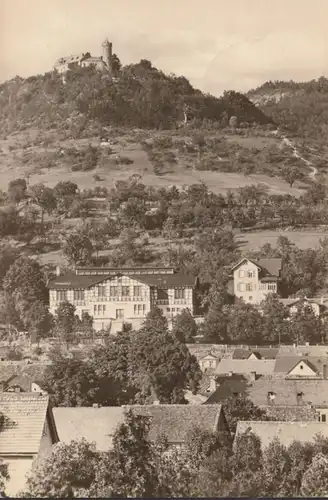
[1, 0, 328, 497]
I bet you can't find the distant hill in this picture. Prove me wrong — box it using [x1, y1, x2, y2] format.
[0, 59, 272, 135]
[247, 77, 328, 139]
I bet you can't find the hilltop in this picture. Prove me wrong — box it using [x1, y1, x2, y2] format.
[0, 59, 271, 135]
[247, 77, 328, 142]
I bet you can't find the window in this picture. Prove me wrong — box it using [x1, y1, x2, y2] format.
[74, 290, 85, 301]
[134, 286, 142, 297]
[56, 290, 67, 302]
[246, 283, 253, 291]
[116, 309, 124, 319]
[171, 308, 176, 313]
[109, 286, 117, 297]
[134, 304, 146, 316]
[174, 289, 185, 299]
[121, 286, 130, 296]
[143, 304, 146, 315]
[239, 270, 245, 278]
[167, 308, 170, 312]
[237, 283, 246, 292]
[97, 285, 106, 298]
[300, 365, 304, 370]
[248, 270, 256, 278]
[322, 414, 327, 422]
[249, 296, 253, 301]
[260, 283, 266, 290]
[268, 283, 276, 291]
[93, 305, 106, 316]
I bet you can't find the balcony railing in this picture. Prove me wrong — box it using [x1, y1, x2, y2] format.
[154, 299, 188, 306]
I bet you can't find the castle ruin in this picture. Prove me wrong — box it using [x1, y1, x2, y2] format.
[54, 39, 113, 77]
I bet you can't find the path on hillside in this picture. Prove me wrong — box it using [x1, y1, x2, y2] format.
[272, 130, 318, 180]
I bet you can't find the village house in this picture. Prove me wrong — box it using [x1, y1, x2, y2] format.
[215, 358, 276, 377]
[279, 297, 328, 318]
[273, 356, 328, 379]
[0, 393, 59, 497]
[198, 353, 221, 372]
[52, 404, 229, 452]
[232, 347, 279, 360]
[0, 361, 49, 393]
[235, 421, 328, 450]
[48, 266, 199, 332]
[231, 257, 283, 304]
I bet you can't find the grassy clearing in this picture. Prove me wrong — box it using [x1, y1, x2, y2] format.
[236, 229, 328, 251]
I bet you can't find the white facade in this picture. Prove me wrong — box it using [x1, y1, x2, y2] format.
[49, 273, 195, 333]
[233, 259, 278, 305]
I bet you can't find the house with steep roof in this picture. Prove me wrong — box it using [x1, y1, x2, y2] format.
[53, 404, 228, 452]
[235, 421, 328, 450]
[215, 358, 275, 377]
[0, 393, 58, 497]
[278, 297, 327, 318]
[231, 257, 283, 304]
[0, 362, 49, 393]
[49, 266, 199, 332]
[198, 353, 220, 372]
[273, 356, 328, 379]
[232, 348, 279, 360]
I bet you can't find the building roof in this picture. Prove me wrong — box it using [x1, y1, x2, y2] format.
[273, 356, 328, 375]
[53, 404, 224, 451]
[235, 421, 328, 449]
[259, 405, 319, 422]
[0, 362, 48, 392]
[231, 258, 282, 277]
[49, 271, 197, 290]
[232, 348, 279, 360]
[0, 393, 52, 454]
[277, 345, 328, 357]
[205, 376, 328, 407]
[186, 344, 226, 362]
[215, 358, 275, 376]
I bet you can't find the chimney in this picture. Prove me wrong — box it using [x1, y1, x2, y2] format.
[250, 371, 256, 382]
[56, 266, 61, 277]
[323, 365, 328, 380]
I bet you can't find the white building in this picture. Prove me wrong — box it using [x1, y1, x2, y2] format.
[48, 266, 199, 333]
[231, 257, 283, 304]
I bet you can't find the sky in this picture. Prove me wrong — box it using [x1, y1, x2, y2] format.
[1, 0, 328, 96]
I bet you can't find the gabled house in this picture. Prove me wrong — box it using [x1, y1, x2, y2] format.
[235, 421, 328, 450]
[0, 393, 59, 497]
[49, 266, 199, 332]
[232, 348, 279, 360]
[279, 297, 327, 318]
[0, 362, 48, 393]
[199, 353, 220, 372]
[231, 257, 282, 304]
[53, 404, 229, 452]
[215, 358, 275, 377]
[273, 356, 328, 379]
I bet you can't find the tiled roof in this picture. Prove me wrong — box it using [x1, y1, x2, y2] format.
[232, 348, 279, 360]
[186, 344, 226, 362]
[205, 376, 328, 407]
[259, 405, 319, 422]
[216, 358, 275, 376]
[235, 421, 328, 449]
[0, 362, 48, 391]
[277, 345, 328, 357]
[53, 404, 224, 451]
[231, 258, 282, 277]
[49, 272, 196, 290]
[0, 393, 50, 454]
[273, 356, 328, 375]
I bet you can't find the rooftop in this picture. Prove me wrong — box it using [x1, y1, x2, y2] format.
[231, 258, 282, 277]
[53, 404, 224, 452]
[232, 348, 279, 360]
[0, 362, 48, 392]
[273, 356, 328, 375]
[215, 358, 275, 376]
[235, 421, 328, 449]
[0, 393, 52, 454]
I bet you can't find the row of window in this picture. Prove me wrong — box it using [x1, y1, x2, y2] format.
[238, 270, 256, 278]
[92, 304, 147, 318]
[56, 287, 187, 301]
[237, 283, 276, 292]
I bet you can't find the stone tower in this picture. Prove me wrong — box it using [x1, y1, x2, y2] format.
[102, 39, 113, 75]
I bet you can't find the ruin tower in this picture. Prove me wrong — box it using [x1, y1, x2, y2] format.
[102, 39, 113, 76]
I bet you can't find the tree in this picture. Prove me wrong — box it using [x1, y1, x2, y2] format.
[288, 303, 324, 344]
[301, 453, 328, 497]
[281, 165, 304, 187]
[22, 439, 102, 498]
[130, 320, 202, 403]
[8, 178, 27, 204]
[40, 349, 119, 407]
[29, 183, 57, 231]
[142, 307, 168, 332]
[53, 302, 79, 345]
[227, 301, 264, 344]
[62, 232, 93, 266]
[260, 294, 289, 343]
[202, 278, 230, 342]
[223, 394, 271, 435]
[53, 181, 78, 198]
[172, 308, 198, 342]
